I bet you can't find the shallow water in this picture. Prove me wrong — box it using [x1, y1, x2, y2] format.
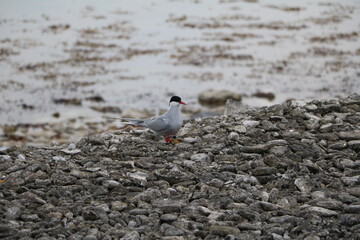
[0, 0, 359, 124]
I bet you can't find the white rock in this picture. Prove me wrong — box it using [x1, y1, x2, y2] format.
[0, 155, 11, 161]
[232, 125, 247, 133]
[61, 149, 81, 155]
[183, 137, 198, 143]
[52, 156, 66, 161]
[228, 132, 240, 141]
[127, 171, 148, 186]
[68, 143, 76, 150]
[242, 120, 260, 127]
[190, 153, 209, 162]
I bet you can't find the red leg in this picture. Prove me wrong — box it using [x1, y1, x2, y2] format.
[164, 136, 172, 143]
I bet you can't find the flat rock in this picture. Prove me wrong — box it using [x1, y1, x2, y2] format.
[210, 225, 241, 236]
[306, 206, 338, 217]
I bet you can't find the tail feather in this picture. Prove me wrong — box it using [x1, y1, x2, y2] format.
[106, 117, 146, 127]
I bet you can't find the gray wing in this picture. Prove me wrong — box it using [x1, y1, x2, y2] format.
[145, 115, 171, 133]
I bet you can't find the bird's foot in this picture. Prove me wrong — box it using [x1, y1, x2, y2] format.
[164, 136, 181, 144]
[164, 136, 172, 144]
[170, 136, 181, 144]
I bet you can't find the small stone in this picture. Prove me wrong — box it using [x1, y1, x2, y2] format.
[121, 231, 140, 240]
[348, 140, 360, 150]
[21, 214, 40, 221]
[111, 201, 128, 211]
[0, 224, 17, 238]
[0, 155, 11, 161]
[347, 187, 360, 197]
[295, 177, 312, 193]
[252, 167, 277, 176]
[228, 132, 240, 141]
[5, 206, 21, 220]
[343, 205, 360, 213]
[152, 199, 187, 213]
[161, 224, 184, 236]
[83, 235, 97, 240]
[190, 153, 209, 162]
[17, 154, 26, 160]
[52, 156, 66, 161]
[102, 180, 121, 189]
[160, 214, 178, 222]
[210, 225, 241, 236]
[341, 176, 359, 186]
[304, 236, 320, 240]
[306, 206, 338, 217]
[242, 120, 260, 127]
[68, 143, 76, 150]
[127, 171, 148, 186]
[183, 137, 198, 143]
[338, 131, 360, 140]
[61, 148, 81, 155]
[314, 199, 343, 210]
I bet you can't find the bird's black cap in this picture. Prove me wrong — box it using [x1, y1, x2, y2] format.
[170, 96, 182, 103]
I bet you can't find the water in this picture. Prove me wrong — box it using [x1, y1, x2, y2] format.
[0, 0, 359, 124]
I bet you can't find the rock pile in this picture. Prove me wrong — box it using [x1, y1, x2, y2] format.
[0, 94, 359, 239]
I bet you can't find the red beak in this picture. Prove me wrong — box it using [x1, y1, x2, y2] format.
[180, 101, 186, 105]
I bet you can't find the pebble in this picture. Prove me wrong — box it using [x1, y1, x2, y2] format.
[0, 94, 359, 239]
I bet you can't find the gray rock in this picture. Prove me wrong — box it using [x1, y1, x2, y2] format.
[252, 167, 277, 176]
[160, 214, 178, 222]
[314, 199, 343, 210]
[348, 140, 360, 150]
[338, 131, 360, 140]
[161, 223, 184, 236]
[121, 231, 140, 240]
[190, 153, 209, 162]
[305, 206, 338, 217]
[348, 187, 360, 197]
[5, 206, 22, 220]
[210, 225, 240, 236]
[0, 224, 17, 238]
[295, 177, 313, 193]
[152, 199, 187, 213]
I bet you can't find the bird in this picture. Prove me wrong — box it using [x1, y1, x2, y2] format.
[108, 96, 186, 143]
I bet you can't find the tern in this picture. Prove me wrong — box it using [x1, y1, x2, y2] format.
[109, 96, 186, 143]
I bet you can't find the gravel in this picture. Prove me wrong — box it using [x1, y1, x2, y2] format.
[0, 94, 359, 239]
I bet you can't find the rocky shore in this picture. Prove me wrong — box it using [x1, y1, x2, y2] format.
[1, 94, 360, 239]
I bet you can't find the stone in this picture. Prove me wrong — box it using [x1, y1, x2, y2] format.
[152, 199, 187, 213]
[52, 156, 66, 161]
[252, 167, 277, 176]
[209, 225, 241, 236]
[5, 206, 21, 220]
[306, 206, 338, 217]
[111, 201, 127, 211]
[348, 140, 360, 150]
[190, 153, 209, 162]
[347, 187, 360, 197]
[295, 177, 312, 193]
[161, 224, 184, 236]
[338, 131, 360, 140]
[160, 214, 178, 222]
[0, 224, 17, 238]
[198, 89, 242, 106]
[228, 132, 240, 141]
[121, 231, 140, 240]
